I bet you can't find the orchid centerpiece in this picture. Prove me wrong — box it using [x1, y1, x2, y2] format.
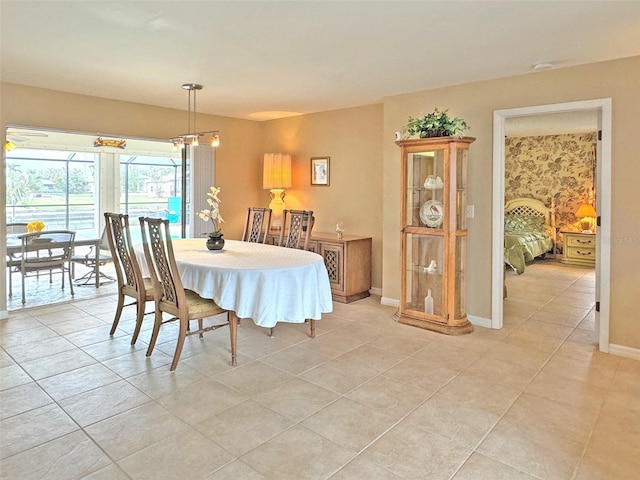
[198, 186, 224, 239]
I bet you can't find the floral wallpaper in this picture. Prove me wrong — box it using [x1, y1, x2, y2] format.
[505, 133, 597, 232]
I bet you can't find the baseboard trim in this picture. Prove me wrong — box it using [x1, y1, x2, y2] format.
[468, 315, 492, 329]
[369, 287, 382, 296]
[609, 343, 640, 361]
[0, 310, 8, 320]
[380, 297, 399, 307]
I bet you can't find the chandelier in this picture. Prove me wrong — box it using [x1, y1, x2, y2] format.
[170, 83, 220, 149]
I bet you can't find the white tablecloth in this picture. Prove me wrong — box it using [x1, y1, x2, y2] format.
[136, 238, 333, 328]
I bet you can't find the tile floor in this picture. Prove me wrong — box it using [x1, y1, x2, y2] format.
[1, 259, 639, 479]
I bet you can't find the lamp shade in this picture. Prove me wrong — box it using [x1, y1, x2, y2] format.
[576, 204, 596, 218]
[263, 153, 292, 189]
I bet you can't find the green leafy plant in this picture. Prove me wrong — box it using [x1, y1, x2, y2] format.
[402, 107, 470, 138]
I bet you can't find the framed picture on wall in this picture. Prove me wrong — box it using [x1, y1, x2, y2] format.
[311, 157, 330, 186]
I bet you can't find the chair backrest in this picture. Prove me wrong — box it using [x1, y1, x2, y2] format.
[104, 213, 145, 293]
[139, 217, 186, 315]
[241, 207, 272, 244]
[20, 230, 75, 268]
[279, 209, 314, 250]
[7, 223, 28, 234]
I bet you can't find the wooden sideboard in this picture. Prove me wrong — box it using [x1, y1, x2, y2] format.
[267, 230, 372, 303]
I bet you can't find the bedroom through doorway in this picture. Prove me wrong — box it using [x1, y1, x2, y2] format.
[492, 99, 612, 353]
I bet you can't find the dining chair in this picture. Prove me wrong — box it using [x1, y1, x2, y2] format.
[240, 207, 272, 243]
[278, 209, 314, 250]
[104, 213, 154, 345]
[6, 223, 29, 298]
[71, 227, 115, 286]
[19, 230, 75, 304]
[273, 209, 316, 337]
[139, 217, 238, 371]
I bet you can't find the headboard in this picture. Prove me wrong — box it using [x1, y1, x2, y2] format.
[504, 197, 556, 229]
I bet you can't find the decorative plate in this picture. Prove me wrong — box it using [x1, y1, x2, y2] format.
[420, 200, 444, 228]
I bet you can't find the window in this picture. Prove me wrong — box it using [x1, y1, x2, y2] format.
[6, 149, 97, 236]
[5, 130, 187, 241]
[119, 154, 184, 241]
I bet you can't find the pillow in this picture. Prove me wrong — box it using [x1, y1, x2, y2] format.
[504, 214, 526, 232]
[520, 215, 545, 229]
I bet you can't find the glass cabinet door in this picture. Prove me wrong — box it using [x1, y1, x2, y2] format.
[406, 150, 446, 230]
[403, 233, 444, 319]
[456, 146, 468, 231]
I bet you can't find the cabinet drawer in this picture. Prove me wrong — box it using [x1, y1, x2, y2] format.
[566, 246, 595, 261]
[566, 235, 595, 248]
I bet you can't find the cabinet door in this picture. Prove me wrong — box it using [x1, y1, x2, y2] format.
[402, 233, 444, 320]
[407, 150, 446, 230]
[319, 242, 344, 292]
[307, 240, 318, 254]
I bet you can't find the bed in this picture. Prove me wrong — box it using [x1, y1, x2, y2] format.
[504, 197, 556, 274]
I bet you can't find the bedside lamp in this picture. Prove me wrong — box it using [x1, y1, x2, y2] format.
[576, 204, 597, 233]
[263, 153, 292, 230]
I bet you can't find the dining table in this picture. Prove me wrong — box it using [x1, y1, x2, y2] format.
[6, 234, 102, 287]
[135, 238, 333, 328]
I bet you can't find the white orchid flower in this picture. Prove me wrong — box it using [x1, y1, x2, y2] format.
[198, 186, 224, 237]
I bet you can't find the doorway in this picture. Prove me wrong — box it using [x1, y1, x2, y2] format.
[491, 99, 612, 352]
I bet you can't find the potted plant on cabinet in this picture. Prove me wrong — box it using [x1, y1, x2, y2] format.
[401, 107, 470, 139]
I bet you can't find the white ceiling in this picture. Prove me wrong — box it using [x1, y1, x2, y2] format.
[1, 1, 640, 123]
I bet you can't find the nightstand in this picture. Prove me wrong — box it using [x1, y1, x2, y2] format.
[561, 232, 596, 267]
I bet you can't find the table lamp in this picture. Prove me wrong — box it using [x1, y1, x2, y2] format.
[576, 204, 597, 233]
[263, 153, 292, 230]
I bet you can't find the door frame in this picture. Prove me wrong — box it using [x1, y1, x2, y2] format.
[491, 99, 612, 352]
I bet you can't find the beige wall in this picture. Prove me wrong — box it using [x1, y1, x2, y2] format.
[383, 55, 640, 349]
[262, 105, 384, 290]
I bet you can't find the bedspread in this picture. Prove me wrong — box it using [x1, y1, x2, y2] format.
[504, 214, 554, 274]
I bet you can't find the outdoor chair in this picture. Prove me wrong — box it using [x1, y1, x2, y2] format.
[19, 230, 75, 304]
[6, 222, 29, 298]
[71, 227, 115, 286]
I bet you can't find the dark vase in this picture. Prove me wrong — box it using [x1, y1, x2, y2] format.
[206, 236, 225, 250]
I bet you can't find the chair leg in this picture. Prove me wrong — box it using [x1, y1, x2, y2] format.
[8, 268, 13, 298]
[229, 312, 238, 366]
[110, 293, 125, 336]
[146, 309, 163, 357]
[269, 327, 274, 337]
[131, 301, 145, 345]
[170, 317, 189, 371]
[198, 318, 204, 338]
[67, 264, 74, 297]
[21, 271, 26, 305]
[309, 319, 316, 338]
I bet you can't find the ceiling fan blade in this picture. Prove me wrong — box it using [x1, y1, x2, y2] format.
[7, 134, 29, 142]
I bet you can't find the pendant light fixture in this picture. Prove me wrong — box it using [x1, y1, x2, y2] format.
[170, 83, 220, 149]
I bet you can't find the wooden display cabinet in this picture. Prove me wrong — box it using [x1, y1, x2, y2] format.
[396, 136, 475, 335]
